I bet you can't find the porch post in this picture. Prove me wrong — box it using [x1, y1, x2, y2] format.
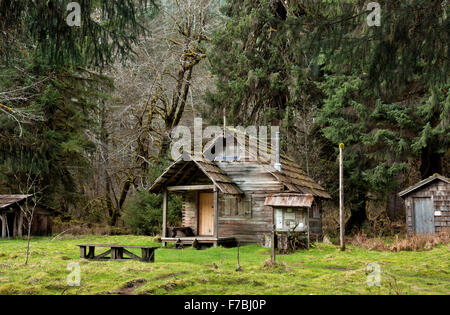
[1, 213, 6, 239]
[18, 212, 24, 237]
[13, 212, 17, 238]
[213, 187, 219, 247]
[162, 189, 168, 247]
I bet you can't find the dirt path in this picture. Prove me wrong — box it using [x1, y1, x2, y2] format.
[119, 279, 147, 295]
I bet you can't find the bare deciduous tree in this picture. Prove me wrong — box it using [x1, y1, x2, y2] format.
[15, 171, 45, 265]
[0, 74, 47, 137]
[84, 0, 220, 226]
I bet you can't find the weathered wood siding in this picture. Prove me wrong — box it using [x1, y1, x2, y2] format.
[216, 162, 283, 244]
[182, 192, 198, 235]
[218, 192, 273, 244]
[179, 161, 326, 244]
[404, 181, 450, 235]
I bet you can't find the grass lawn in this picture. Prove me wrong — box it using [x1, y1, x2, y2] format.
[0, 235, 448, 295]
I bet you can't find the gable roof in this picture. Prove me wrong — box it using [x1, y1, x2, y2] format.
[150, 129, 331, 199]
[399, 175, 450, 198]
[228, 128, 331, 199]
[0, 195, 33, 210]
[149, 157, 243, 195]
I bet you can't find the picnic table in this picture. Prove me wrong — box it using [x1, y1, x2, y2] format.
[78, 244, 158, 263]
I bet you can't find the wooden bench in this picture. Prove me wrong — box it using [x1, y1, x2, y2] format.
[78, 244, 158, 263]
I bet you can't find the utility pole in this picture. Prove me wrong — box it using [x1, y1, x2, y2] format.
[271, 205, 277, 264]
[271, 223, 276, 264]
[339, 143, 345, 252]
[223, 109, 227, 135]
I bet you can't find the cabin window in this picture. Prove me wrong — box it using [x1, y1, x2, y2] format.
[220, 195, 252, 218]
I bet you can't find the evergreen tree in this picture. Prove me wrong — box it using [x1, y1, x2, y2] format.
[206, 0, 291, 126]
[0, 0, 156, 212]
[0, 61, 112, 210]
[205, 0, 327, 178]
[206, 0, 449, 232]
[314, 0, 449, 231]
[0, 0, 155, 68]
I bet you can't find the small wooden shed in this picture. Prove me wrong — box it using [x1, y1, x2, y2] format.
[399, 175, 450, 235]
[0, 195, 56, 238]
[149, 130, 331, 247]
[264, 193, 317, 249]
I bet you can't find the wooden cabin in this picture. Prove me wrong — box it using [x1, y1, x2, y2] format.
[149, 130, 331, 247]
[0, 195, 56, 238]
[399, 175, 450, 235]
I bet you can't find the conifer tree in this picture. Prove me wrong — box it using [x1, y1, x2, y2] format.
[0, 0, 156, 211]
[314, 0, 449, 230]
[0, 0, 154, 67]
[206, 0, 449, 232]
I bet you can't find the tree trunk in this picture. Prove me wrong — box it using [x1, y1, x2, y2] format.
[25, 224, 32, 265]
[105, 173, 115, 225]
[25, 214, 34, 265]
[109, 176, 133, 227]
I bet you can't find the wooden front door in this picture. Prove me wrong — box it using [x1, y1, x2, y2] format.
[198, 193, 215, 236]
[414, 198, 435, 235]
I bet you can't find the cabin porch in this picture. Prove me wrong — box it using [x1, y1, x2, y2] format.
[161, 184, 239, 247]
[161, 236, 237, 248]
[162, 183, 238, 247]
[150, 159, 243, 247]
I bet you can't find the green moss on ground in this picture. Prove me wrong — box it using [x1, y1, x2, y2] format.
[0, 235, 448, 295]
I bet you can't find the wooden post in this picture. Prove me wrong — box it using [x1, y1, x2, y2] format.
[339, 143, 346, 252]
[13, 213, 17, 238]
[149, 249, 155, 263]
[6, 214, 10, 238]
[307, 208, 310, 250]
[88, 246, 95, 259]
[213, 187, 219, 247]
[271, 207, 276, 264]
[236, 242, 241, 271]
[80, 246, 87, 259]
[1, 213, 6, 239]
[162, 189, 168, 247]
[141, 248, 155, 263]
[18, 212, 24, 237]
